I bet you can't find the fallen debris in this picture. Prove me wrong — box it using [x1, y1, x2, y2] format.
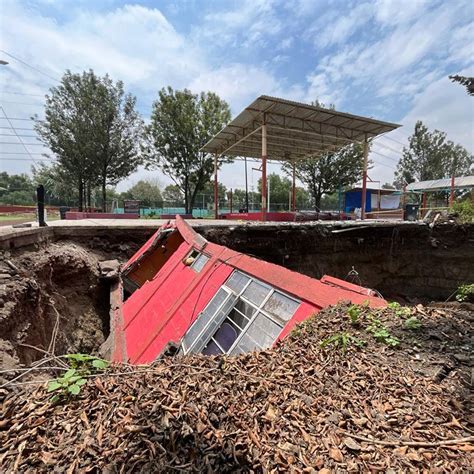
[98, 259, 120, 280]
[1, 302, 472, 472]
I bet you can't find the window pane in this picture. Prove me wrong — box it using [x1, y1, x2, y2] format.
[182, 288, 227, 350]
[246, 312, 282, 348]
[213, 322, 238, 352]
[242, 280, 271, 306]
[189, 295, 236, 353]
[192, 253, 209, 272]
[225, 271, 250, 294]
[263, 292, 300, 322]
[233, 298, 256, 321]
[202, 339, 223, 355]
[230, 332, 261, 355]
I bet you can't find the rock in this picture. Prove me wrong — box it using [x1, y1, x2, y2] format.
[98, 260, 120, 280]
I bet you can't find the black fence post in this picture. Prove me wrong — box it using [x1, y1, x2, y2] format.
[36, 184, 46, 227]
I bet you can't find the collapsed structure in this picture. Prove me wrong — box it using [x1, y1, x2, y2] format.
[109, 216, 385, 364]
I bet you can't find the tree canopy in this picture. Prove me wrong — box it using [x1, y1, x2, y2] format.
[144, 87, 231, 213]
[256, 173, 310, 211]
[282, 144, 365, 211]
[394, 121, 473, 186]
[34, 69, 143, 211]
[122, 180, 163, 208]
[449, 75, 474, 96]
[0, 172, 36, 205]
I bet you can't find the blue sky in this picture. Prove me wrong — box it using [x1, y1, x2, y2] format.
[1, 0, 473, 192]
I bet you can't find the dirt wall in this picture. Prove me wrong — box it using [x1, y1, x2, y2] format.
[197, 222, 474, 300]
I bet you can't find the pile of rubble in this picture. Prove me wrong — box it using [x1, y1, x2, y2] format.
[1, 302, 472, 472]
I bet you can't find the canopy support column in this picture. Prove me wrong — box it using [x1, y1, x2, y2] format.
[360, 135, 369, 220]
[291, 163, 296, 212]
[261, 123, 268, 221]
[449, 175, 455, 207]
[244, 157, 249, 212]
[214, 153, 218, 219]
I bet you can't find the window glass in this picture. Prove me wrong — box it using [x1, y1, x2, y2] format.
[225, 271, 250, 294]
[182, 288, 230, 352]
[212, 322, 238, 352]
[263, 291, 300, 323]
[202, 339, 223, 355]
[191, 253, 209, 272]
[230, 331, 261, 355]
[247, 312, 282, 347]
[242, 280, 271, 306]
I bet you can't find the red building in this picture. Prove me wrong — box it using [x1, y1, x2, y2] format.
[111, 217, 385, 364]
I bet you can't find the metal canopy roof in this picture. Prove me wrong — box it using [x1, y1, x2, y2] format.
[201, 95, 401, 160]
[406, 176, 474, 192]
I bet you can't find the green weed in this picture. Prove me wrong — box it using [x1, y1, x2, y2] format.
[455, 284, 474, 302]
[47, 354, 109, 402]
[320, 332, 366, 353]
[366, 317, 400, 347]
[404, 317, 422, 330]
[347, 305, 361, 325]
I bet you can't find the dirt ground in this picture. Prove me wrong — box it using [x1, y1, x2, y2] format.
[0, 240, 139, 375]
[1, 302, 472, 472]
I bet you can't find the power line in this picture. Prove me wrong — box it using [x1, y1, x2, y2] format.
[0, 133, 38, 138]
[383, 135, 407, 147]
[0, 49, 60, 83]
[373, 139, 403, 156]
[0, 100, 43, 106]
[0, 157, 52, 161]
[0, 141, 44, 146]
[0, 151, 46, 155]
[0, 105, 41, 166]
[0, 117, 35, 121]
[0, 126, 35, 131]
[0, 90, 45, 97]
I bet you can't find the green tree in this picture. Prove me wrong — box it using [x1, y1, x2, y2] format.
[252, 173, 312, 211]
[122, 180, 163, 208]
[0, 172, 35, 205]
[232, 188, 261, 211]
[198, 181, 227, 208]
[144, 87, 231, 213]
[162, 184, 185, 206]
[394, 121, 473, 187]
[32, 163, 77, 205]
[34, 70, 143, 211]
[449, 75, 474, 96]
[282, 144, 365, 211]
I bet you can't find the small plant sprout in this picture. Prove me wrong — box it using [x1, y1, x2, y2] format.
[387, 301, 411, 318]
[366, 317, 400, 347]
[320, 332, 366, 353]
[47, 354, 109, 402]
[404, 317, 422, 330]
[347, 305, 361, 325]
[47, 368, 87, 402]
[455, 284, 474, 302]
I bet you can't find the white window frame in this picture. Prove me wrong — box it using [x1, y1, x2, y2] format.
[184, 249, 210, 273]
[183, 270, 300, 355]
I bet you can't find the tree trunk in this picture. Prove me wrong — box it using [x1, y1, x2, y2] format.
[78, 180, 83, 212]
[87, 182, 92, 211]
[102, 175, 107, 212]
[184, 176, 189, 214]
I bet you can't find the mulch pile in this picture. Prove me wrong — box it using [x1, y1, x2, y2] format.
[1, 302, 473, 472]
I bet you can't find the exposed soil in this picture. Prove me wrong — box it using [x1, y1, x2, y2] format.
[1, 303, 472, 472]
[0, 240, 139, 374]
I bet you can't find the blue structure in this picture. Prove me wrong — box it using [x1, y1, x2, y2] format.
[344, 190, 371, 213]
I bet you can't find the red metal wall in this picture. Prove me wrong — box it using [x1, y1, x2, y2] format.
[122, 240, 233, 364]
